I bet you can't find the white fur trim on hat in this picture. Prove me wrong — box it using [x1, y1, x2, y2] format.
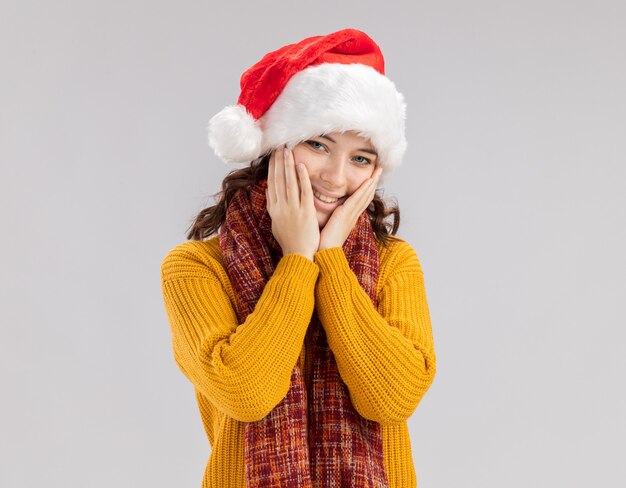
[207, 63, 407, 175]
[260, 63, 407, 173]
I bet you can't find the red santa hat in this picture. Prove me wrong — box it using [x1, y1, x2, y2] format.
[207, 28, 407, 177]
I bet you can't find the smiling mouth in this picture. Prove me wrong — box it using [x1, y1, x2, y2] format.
[313, 190, 340, 203]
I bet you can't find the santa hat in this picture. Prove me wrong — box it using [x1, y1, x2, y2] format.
[207, 28, 407, 177]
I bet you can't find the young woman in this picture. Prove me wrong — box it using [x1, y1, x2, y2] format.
[161, 28, 436, 488]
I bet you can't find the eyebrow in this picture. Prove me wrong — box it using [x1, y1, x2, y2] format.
[319, 134, 378, 156]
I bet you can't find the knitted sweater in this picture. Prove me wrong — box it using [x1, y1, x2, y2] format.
[160, 235, 436, 488]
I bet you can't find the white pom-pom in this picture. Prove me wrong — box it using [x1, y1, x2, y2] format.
[207, 104, 263, 163]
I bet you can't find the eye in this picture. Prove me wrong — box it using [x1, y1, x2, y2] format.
[306, 140, 326, 151]
[353, 155, 372, 165]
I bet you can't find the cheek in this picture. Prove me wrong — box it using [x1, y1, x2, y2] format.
[290, 146, 307, 162]
[291, 147, 321, 173]
[347, 169, 373, 191]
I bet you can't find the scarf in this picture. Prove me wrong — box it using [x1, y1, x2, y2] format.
[219, 178, 389, 487]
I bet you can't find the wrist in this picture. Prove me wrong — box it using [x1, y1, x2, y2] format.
[317, 244, 341, 252]
[283, 250, 315, 262]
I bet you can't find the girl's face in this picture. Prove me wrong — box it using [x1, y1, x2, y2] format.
[291, 130, 379, 228]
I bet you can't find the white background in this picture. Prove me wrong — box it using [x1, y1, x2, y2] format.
[1, 0, 625, 486]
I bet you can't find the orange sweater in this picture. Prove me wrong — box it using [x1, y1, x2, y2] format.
[160, 235, 436, 487]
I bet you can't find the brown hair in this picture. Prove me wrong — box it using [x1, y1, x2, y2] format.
[186, 154, 401, 246]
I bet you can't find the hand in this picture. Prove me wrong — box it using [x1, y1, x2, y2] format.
[318, 166, 383, 251]
[266, 146, 320, 261]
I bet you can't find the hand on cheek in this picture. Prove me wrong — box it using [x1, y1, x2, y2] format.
[266, 147, 320, 260]
[318, 166, 383, 251]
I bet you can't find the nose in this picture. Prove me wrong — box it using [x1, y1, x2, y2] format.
[320, 155, 348, 188]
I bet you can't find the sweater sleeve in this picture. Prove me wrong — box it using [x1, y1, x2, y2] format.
[313, 242, 436, 425]
[160, 242, 319, 423]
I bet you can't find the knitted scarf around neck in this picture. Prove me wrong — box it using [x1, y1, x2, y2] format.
[219, 178, 389, 487]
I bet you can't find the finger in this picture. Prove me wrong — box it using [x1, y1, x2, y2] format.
[364, 167, 382, 196]
[267, 150, 277, 205]
[275, 145, 286, 203]
[373, 166, 383, 186]
[296, 162, 314, 208]
[347, 175, 376, 210]
[284, 147, 299, 205]
[363, 173, 381, 208]
[368, 167, 383, 203]
[342, 176, 378, 219]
